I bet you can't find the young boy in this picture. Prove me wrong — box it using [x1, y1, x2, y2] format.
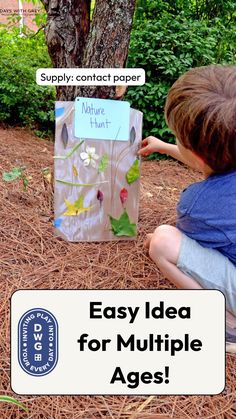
[138, 65, 236, 352]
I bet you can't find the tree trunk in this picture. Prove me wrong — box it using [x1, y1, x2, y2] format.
[41, 0, 136, 100]
[41, 0, 91, 99]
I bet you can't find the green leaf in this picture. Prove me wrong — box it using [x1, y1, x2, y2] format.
[0, 396, 28, 412]
[74, 196, 84, 210]
[23, 176, 29, 191]
[98, 154, 109, 173]
[56, 179, 108, 187]
[2, 167, 22, 182]
[126, 159, 140, 184]
[109, 210, 137, 237]
[54, 140, 84, 160]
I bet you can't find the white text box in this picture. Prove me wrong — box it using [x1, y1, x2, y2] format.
[11, 290, 225, 395]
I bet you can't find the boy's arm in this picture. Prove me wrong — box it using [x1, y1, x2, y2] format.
[138, 136, 201, 171]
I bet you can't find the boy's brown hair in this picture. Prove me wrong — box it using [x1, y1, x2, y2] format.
[165, 65, 236, 173]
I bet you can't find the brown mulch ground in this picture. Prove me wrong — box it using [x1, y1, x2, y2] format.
[0, 127, 235, 418]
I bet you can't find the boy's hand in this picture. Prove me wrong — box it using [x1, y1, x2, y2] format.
[138, 136, 168, 157]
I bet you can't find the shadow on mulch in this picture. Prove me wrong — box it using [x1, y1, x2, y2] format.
[0, 128, 235, 418]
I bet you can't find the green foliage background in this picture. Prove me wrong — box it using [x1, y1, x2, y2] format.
[0, 23, 54, 136]
[127, 0, 236, 144]
[0, 0, 235, 142]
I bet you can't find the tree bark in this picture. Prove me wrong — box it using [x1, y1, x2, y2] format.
[41, 0, 136, 100]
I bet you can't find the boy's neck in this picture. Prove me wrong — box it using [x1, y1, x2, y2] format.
[203, 165, 214, 178]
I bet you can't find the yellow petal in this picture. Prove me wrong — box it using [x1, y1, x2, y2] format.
[44, 173, 52, 183]
[76, 205, 93, 215]
[64, 198, 74, 209]
[63, 198, 93, 217]
[72, 165, 78, 177]
[63, 209, 77, 216]
[63, 198, 77, 216]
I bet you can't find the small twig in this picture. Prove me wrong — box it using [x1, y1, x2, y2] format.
[29, 25, 46, 38]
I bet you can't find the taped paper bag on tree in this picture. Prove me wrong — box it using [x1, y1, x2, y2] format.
[54, 97, 143, 242]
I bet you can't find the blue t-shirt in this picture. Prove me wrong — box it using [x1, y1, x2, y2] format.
[176, 171, 236, 266]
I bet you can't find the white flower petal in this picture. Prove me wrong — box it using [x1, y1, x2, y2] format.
[83, 158, 90, 166]
[91, 159, 97, 168]
[88, 147, 96, 156]
[86, 146, 96, 155]
[93, 153, 99, 160]
[80, 152, 88, 160]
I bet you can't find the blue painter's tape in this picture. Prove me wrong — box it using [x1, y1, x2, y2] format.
[54, 218, 63, 228]
[55, 107, 65, 118]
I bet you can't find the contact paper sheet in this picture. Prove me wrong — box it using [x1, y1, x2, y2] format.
[54, 100, 143, 242]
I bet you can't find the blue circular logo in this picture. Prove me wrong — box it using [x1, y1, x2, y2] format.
[18, 308, 58, 376]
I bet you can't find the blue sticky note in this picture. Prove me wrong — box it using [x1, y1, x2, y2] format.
[74, 97, 130, 141]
